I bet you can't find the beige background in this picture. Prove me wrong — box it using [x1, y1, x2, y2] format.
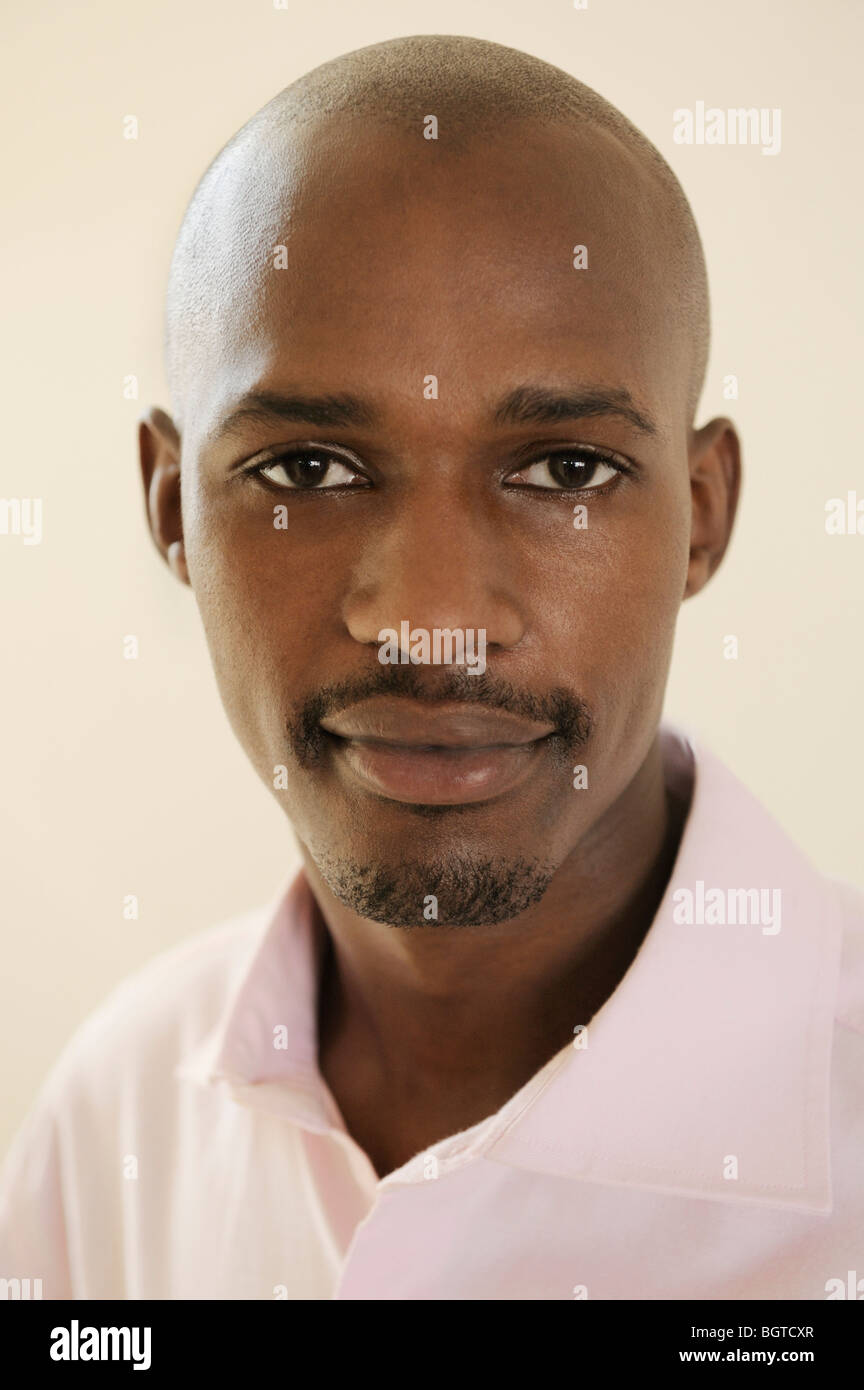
[1, 0, 861, 1152]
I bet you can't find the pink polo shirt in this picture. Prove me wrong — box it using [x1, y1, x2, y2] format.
[1, 726, 863, 1300]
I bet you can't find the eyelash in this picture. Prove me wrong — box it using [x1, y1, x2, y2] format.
[240, 446, 634, 493]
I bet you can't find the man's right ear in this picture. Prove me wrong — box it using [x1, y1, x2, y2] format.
[138, 406, 189, 585]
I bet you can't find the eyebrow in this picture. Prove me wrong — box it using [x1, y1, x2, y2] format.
[493, 385, 658, 437]
[210, 383, 659, 443]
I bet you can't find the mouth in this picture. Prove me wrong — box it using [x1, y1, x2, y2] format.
[319, 699, 558, 806]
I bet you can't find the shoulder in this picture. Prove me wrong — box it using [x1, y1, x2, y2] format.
[0, 899, 280, 1296]
[35, 899, 274, 1114]
[682, 727, 864, 1035]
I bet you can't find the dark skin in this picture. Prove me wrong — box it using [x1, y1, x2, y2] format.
[140, 114, 740, 1177]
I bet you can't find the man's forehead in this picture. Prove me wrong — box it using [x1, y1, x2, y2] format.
[186, 285, 678, 458]
[176, 113, 691, 438]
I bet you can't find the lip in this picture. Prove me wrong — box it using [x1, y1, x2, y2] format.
[319, 699, 557, 806]
[320, 698, 555, 748]
[329, 737, 550, 805]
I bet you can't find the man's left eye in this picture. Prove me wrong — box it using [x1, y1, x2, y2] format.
[507, 452, 623, 490]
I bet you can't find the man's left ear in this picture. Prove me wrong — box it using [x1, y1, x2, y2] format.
[684, 417, 742, 599]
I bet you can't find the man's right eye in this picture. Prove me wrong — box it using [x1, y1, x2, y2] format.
[248, 452, 368, 489]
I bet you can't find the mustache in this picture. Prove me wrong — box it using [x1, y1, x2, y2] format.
[287, 665, 594, 767]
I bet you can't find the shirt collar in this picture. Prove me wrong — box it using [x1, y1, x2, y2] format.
[175, 873, 343, 1132]
[176, 725, 845, 1211]
[482, 727, 844, 1213]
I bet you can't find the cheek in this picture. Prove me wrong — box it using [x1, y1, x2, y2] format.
[184, 500, 341, 756]
[536, 480, 690, 706]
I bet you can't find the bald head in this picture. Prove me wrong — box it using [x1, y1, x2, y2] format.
[164, 34, 709, 431]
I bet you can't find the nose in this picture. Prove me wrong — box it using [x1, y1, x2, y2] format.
[342, 487, 526, 659]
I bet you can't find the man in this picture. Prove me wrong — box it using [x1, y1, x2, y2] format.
[1, 34, 862, 1301]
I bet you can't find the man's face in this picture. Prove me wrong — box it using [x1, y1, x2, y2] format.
[162, 115, 710, 926]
